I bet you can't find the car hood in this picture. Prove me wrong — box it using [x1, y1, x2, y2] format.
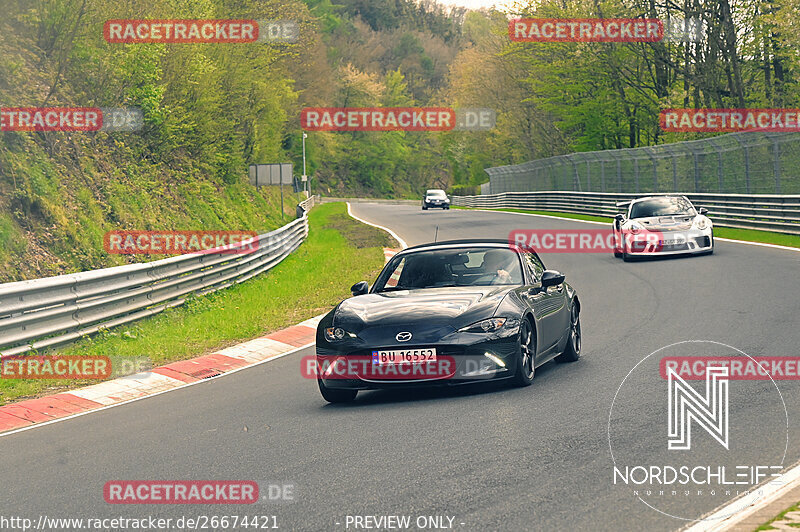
[334, 286, 511, 331]
[630, 215, 695, 232]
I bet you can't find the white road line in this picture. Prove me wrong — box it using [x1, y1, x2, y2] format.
[713, 236, 800, 253]
[463, 207, 800, 254]
[682, 461, 800, 531]
[0, 341, 315, 439]
[463, 207, 610, 227]
[346, 202, 408, 249]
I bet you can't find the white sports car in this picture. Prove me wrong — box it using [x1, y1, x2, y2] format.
[612, 195, 714, 261]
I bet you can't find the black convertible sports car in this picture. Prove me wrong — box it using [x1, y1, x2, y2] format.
[315, 239, 581, 403]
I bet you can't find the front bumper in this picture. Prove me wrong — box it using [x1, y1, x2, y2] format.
[316, 332, 519, 390]
[625, 228, 713, 256]
[424, 201, 449, 208]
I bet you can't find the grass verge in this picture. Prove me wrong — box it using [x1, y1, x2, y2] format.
[0, 202, 396, 405]
[453, 206, 800, 249]
[756, 500, 800, 530]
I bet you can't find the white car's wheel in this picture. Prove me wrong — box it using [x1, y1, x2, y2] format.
[622, 238, 634, 262]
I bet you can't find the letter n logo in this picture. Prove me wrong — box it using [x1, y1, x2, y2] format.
[667, 365, 729, 450]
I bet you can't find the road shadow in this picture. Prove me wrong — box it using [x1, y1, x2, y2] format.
[320, 359, 560, 408]
[623, 251, 714, 263]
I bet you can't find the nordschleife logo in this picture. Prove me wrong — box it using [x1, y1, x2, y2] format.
[667, 365, 729, 450]
[608, 340, 788, 522]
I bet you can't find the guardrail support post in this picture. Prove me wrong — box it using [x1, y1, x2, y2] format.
[600, 160, 606, 192]
[707, 138, 724, 193]
[744, 146, 751, 194]
[586, 160, 591, 191]
[731, 134, 751, 194]
[773, 138, 782, 194]
[644, 147, 657, 192]
[653, 156, 658, 192]
[672, 155, 678, 192]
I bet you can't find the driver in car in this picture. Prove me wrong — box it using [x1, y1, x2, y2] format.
[482, 250, 520, 284]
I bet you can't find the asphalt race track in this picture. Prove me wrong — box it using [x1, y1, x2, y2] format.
[2, 203, 800, 531]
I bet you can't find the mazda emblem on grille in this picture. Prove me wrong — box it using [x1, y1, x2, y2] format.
[396, 331, 412, 342]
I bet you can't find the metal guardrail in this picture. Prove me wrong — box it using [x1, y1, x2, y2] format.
[453, 191, 800, 235]
[296, 194, 320, 217]
[320, 197, 419, 205]
[0, 195, 321, 358]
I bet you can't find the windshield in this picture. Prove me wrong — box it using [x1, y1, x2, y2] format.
[373, 247, 523, 291]
[630, 197, 696, 219]
[426, 190, 446, 197]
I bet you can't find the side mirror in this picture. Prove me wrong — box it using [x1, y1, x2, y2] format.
[614, 213, 625, 222]
[350, 281, 369, 296]
[698, 207, 709, 215]
[541, 270, 566, 288]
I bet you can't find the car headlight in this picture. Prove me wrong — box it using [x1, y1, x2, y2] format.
[444, 198, 450, 203]
[459, 317, 518, 333]
[628, 222, 644, 234]
[324, 327, 356, 342]
[694, 216, 710, 230]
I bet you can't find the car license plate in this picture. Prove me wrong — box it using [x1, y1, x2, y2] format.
[373, 348, 437, 365]
[662, 239, 683, 245]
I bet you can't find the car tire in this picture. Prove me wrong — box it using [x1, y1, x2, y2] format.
[555, 303, 581, 363]
[622, 241, 634, 262]
[512, 319, 535, 387]
[318, 379, 357, 403]
[422, 205, 428, 210]
[613, 228, 623, 258]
